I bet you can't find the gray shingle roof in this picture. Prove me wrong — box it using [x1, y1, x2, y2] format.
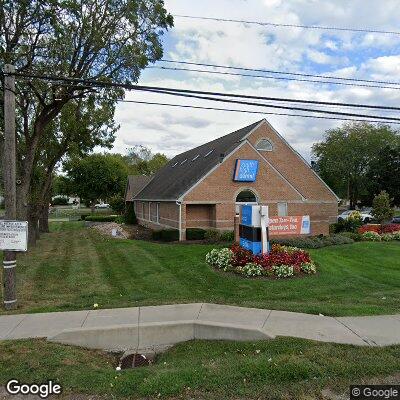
[134, 120, 263, 201]
[125, 175, 153, 201]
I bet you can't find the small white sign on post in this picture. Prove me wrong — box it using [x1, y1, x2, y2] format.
[0, 220, 28, 252]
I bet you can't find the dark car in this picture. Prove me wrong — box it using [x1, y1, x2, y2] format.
[392, 216, 400, 224]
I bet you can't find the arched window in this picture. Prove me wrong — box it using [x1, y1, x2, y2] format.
[256, 138, 273, 151]
[236, 190, 257, 203]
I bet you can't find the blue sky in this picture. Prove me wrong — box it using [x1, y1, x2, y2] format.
[113, 0, 400, 160]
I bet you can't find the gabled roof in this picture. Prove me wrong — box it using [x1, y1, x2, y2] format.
[134, 120, 263, 201]
[125, 175, 153, 202]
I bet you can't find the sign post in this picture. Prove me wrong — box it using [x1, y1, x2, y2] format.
[2, 64, 18, 310]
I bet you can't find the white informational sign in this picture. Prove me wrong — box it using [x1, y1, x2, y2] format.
[0, 220, 28, 252]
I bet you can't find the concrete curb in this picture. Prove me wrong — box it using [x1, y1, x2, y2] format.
[49, 320, 274, 352]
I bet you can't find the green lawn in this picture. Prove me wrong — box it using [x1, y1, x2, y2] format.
[1, 338, 400, 399]
[0, 222, 399, 316]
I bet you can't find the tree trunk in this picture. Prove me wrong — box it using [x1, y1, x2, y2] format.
[39, 203, 50, 233]
[27, 203, 39, 247]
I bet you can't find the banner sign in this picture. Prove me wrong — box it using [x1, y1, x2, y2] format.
[233, 159, 259, 182]
[0, 220, 28, 252]
[268, 215, 310, 236]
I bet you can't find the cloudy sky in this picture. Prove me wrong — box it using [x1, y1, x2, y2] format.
[113, 0, 400, 161]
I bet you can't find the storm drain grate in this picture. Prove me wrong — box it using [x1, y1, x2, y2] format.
[119, 353, 151, 369]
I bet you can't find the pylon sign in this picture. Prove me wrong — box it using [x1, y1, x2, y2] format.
[239, 205, 269, 255]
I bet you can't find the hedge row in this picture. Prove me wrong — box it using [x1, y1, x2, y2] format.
[84, 215, 118, 222]
[270, 234, 354, 249]
[151, 229, 179, 242]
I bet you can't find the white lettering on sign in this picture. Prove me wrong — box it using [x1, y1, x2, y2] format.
[0, 220, 28, 252]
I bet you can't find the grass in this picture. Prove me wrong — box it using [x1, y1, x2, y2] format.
[0, 221, 399, 316]
[0, 337, 400, 399]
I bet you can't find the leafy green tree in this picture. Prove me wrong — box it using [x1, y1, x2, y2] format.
[372, 191, 394, 226]
[0, 0, 173, 240]
[312, 122, 399, 208]
[365, 144, 400, 206]
[64, 154, 130, 213]
[126, 145, 168, 175]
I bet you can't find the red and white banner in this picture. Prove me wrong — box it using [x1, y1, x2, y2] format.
[268, 215, 310, 236]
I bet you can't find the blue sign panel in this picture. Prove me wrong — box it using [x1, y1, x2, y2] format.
[240, 238, 262, 255]
[241, 205, 253, 226]
[233, 159, 259, 182]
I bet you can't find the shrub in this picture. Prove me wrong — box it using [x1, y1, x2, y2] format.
[381, 233, 394, 242]
[80, 214, 90, 221]
[362, 231, 381, 241]
[372, 190, 394, 225]
[359, 224, 381, 234]
[382, 224, 400, 234]
[335, 211, 363, 233]
[324, 234, 354, 245]
[215, 248, 233, 271]
[220, 230, 234, 242]
[124, 202, 137, 225]
[85, 215, 118, 222]
[52, 196, 68, 206]
[301, 262, 317, 274]
[152, 229, 179, 242]
[114, 215, 125, 224]
[238, 262, 264, 277]
[205, 249, 221, 267]
[109, 195, 125, 214]
[186, 228, 206, 240]
[204, 229, 220, 243]
[339, 231, 362, 241]
[272, 264, 294, 278]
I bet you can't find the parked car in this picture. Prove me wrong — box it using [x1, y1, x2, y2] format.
[338, 210, 373, 223]
[95, 203, 110, 209]
[392, 216, 400, 224]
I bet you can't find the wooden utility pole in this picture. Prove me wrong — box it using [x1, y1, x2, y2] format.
[2, 64, 17, 310]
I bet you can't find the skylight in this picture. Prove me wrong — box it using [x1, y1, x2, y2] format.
[192, 155, 199, 161]
[204, 149, 214, 157]
[172, 162, 178, 167]
[180, 159, 187, 165]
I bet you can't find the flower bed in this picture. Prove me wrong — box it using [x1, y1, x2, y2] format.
[358, 224, 400, 241]
[205, 243, 317, 279]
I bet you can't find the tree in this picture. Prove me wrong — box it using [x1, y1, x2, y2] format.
[365, 144, 400, 206]
[0, 0, 173, 242]
[372, 191, 394, 226]
[312, 122, 400, 208]
[64, 154, 130, 213]
[126, 145, 168, 175]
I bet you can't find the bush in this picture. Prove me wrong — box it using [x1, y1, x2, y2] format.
[393, 232, 400, 240]
[382, 224, 400, 234]
[270, 234, 354, 249]
[381, 233, 394, 242]
[124, 202, 137, 225]
[205, 249, 221, 267]
[52, 196, 68, 206]
[237, 262, 264, 277]
[151, 229, 179, 242]
[204, 229, 220, 243]
[362, 231, 381, 241]
[214, 248, 233, 271]
[85, 215, 118, 222]
[109, 195, 125, 214]
[186, 228, 206, 240]
[220, 230, 234, 242]
[80, 214, 90, 221]
[359, 224, 381, 234]
[114, 215, 125, 224]
[339, 231, 362, 241]
[272, 264, 294, 278]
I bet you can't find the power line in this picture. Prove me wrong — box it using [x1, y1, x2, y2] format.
[150, 65, 400, 91]
[118, 99, 400, 125]
[173, 14, 400, 35]
[159, 59, 400, 86]
[8, 71, 400, 122]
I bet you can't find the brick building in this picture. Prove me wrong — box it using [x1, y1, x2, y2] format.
[125, 119, 339, 240]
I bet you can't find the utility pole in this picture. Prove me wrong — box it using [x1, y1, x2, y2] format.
[2, 64, 17, 310]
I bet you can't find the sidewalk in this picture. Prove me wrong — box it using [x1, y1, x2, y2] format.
[1, 303, 400, 351]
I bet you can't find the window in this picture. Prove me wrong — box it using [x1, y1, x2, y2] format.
[192, 154, 199, 161]
[236, 190, 257, 203]
[256, 138, 273, 151]
[277, 202, 288, 217]
[180, 159, 187, 165]
[149, 202, 152, 220]
[204, 149, 214, 157]
[156, 203, 160, 223]
[142, 202, 145, 217]
[172, 162, 178, 167]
